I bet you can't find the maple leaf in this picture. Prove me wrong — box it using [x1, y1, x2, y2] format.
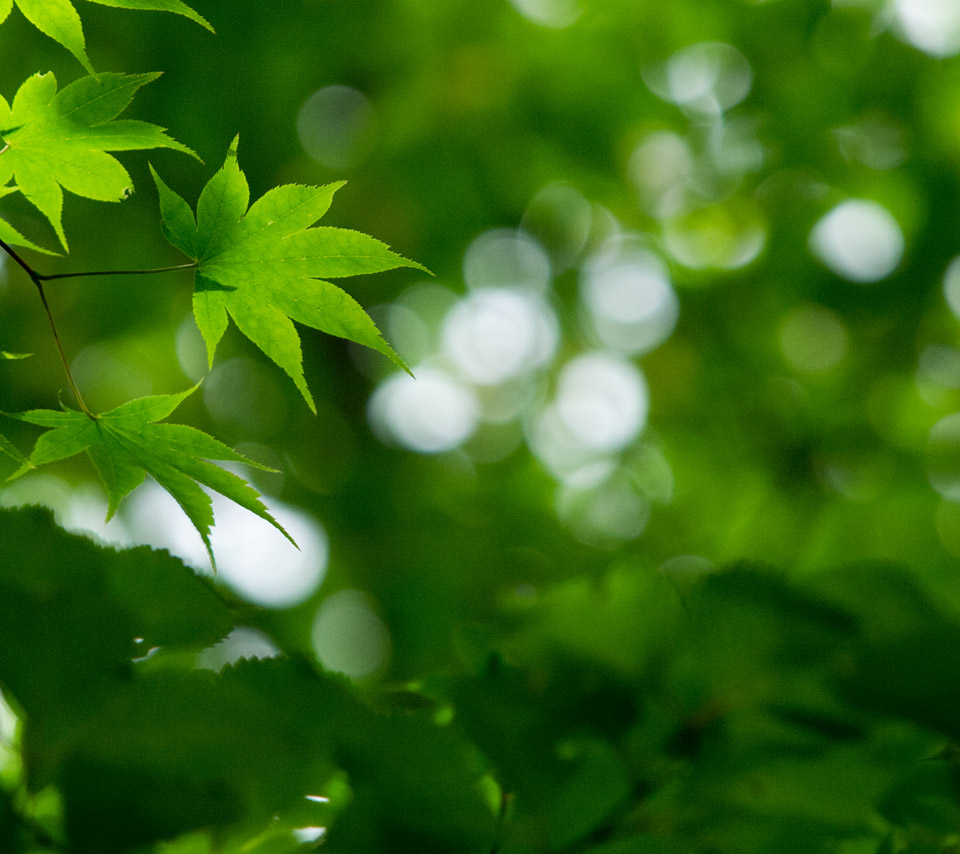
[0, 182, 57, 254]
[0, 0, 212, 73]
[0, 431, 30, 470]
[151, 137, 425, 412]
[5, 386, 294, 566]
[0, 72, 197, 250]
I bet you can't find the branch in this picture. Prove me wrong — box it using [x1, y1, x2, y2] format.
[0, 239, 197, 419]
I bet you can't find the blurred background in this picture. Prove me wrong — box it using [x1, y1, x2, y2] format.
[2, 0, 960, 681]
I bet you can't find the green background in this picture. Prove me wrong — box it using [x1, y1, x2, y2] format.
[4, 0, 960, 851]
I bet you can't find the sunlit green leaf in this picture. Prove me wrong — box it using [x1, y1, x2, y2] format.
[5, 387, 293, 565]
[1, 0, 211, 71]
[152, 138, 423, 411]
[0, 72, 197, 249]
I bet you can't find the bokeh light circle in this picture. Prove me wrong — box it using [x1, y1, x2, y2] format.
[809, 200, 904, 283]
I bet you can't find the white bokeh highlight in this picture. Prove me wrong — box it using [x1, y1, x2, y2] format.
[124, 482, 328, 608]
[810, 200, 904, 283]
[892, 0, 960, 57]
[581, 247, 679, 354]
[311, 590, 391, 680]
[368, 367, 478, 453]
[463, 229, 552, 293]
[441, 288, 558, 385]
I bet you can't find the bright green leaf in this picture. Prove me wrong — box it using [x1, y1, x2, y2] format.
[0, 214, 58, 255]
[152, 138, 425, 412]
[5, 386, 294, 566]
[0, 431, 30, 471]
[13, 0, 92, 72]
[0, 72, 197, 250]
[85, 0, 212, 32]
[0, 351, 30, 359]
[2, 0, 212, 71]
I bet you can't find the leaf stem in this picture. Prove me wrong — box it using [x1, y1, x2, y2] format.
[37, 261, 197, 281]
[0, 238, 96, 417]
[0, 242, 198, 418]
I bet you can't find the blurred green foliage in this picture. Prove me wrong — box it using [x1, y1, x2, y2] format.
[5, 0, 960, 851]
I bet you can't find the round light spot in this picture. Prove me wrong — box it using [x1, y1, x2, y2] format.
[809, 200, 904, 283]
[463, 229, 551, 293]
[555, 353, 649, 453]
[558, 476, 650, 547]
[296, 86, 376, 170]
[124, 483, 328, 608]
[522, 182, 592, 272]
[0, 690, 17, 776]
[919, 345, 960, 389]
[508, 0, 581, 28]
[779, 303, 848, 373]
[71, 341, 153, 412]
[204, 357, 289, 438]
[441, 288, 558, 385]
[628, 132, 694, 218]
[368, 367, 478, 453]
[175, 314, 208, 382]
[311, 590, 391, 679]
[664, 201, 766, 270]
[581, 248, 679, 354]
[943, 256, 960, 319]
[928, 413, 960, 500]
[645, 42, 752, 115]
[893, 0, 960, 57]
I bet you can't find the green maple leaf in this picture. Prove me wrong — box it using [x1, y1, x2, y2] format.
[5, 386, 294, 566]
[0, 0, 212, 73]
[0, 72, 197, 250]
[151, 137, 425, 412]
[0, 182, 56, 254]
[0, 431, 30, 470]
